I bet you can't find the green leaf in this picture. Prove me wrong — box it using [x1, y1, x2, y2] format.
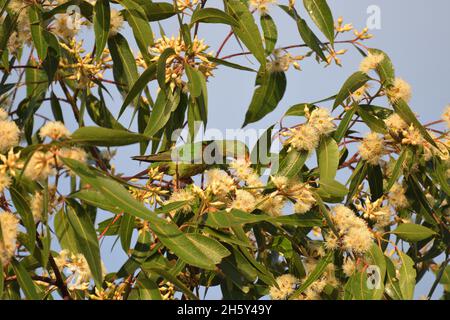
[191, 8, 238, 27]
[119, 0, 154, 57]
[70, 190, 122, 215]
[225, 0, 266, 66]
[283, 103, 314, 117]
[66, 202, 103, 288]
[367, 164, 383, 200]
[272, 212, 322, 227]
[135, 272, 162, 300]
[208, 56, 256, 72]
[185, 63, 203, 98]
[63, 159, 230, 269]
[86, 94, 125, 130]
[290, 251, 333, 299]
[41, 31, 60, 82]
[157, 48, 175, 91]
[203, 209, 273, 228]
[397, 251, 416, 299]
[50, 92, 64, 123]
[357, 105, 387, 134]
[318, 179, 348, 199]
[202, 227, 252, 248]
[261, 14, 277, 55]
[145, 267, 198, 300]
[10, 187, 36, 253]
[317, 136, 339, 182]
[303, 0, 335, 44]
[368, 48, 395, 86]
[0, 13, 17, 57]
[28, 5, 48, 61]
[243, 69, 286, 126]
[392, 224, 436, 242]
[434, 159, 450, 197]
[274, 149, 308, 178]
[11, 258, 40, 300]
[333, 71, 371, 109]
[108, 33, 139, 103]
[385, 256, 403, 300]
[93, 0, 110, 61]
[137, 1, 177, 21]
[119, 213, 135, 253]
[279, 5, 326, 61]
[334, 104, 356, 142]
[144, 89, 180, 138]
[71, 126, 150, 146]
[54, 208, 80, 254]
[120, 63, 157, 114]
[385, 148, 410, 192]
[25, 59, 48, 98]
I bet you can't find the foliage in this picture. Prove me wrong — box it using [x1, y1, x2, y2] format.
[0, 0, 448, 300]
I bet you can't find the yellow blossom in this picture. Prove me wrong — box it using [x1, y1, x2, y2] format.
[387, 78, 412, 103]
[283, 124, 320, 152]
[269, 274, 299, 300]
[358, 132, 385, 165]
[342, 259, 356, 277]
[109, 9, 124, 36]
[24, 151, 57, 181]
[359, 52, 384, 73]
[0, 172, 11, 193]
[388, 183, 409, 210]
[0, 211, 19, 266]
[0, 120, 20, 153]
[442, 105, 450, 128]
[385, 113, 408, 134]
[205, 169, 235, 198]
[230, 190, 256, 213]
[250, 0, 277, 15]
[165, 188, 195, 214]
[39, 121, 71, 141]
[0, 148, 23, 177]
[308, 107, 335, 135]
[176, 0, 200, 11]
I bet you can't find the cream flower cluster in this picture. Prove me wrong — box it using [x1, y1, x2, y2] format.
[387, 78, 412, 103]
[326, 205, 373, 254]
[55, 250, 106, 291]
[165, 188, 196, 215]
[355, 197, 391, 228]
[40, 121, 71, 141]
[250, 0, 278, 15]
[359, 52, 384, 74]
[0, 112, 21, 193]
[358, 132, 385, 165]
[388, 183, 409, 210]
[148, 35, 215, 92]
[0, 117, 20, 153]
[109, 10, 124, 36]
[283, 107, 336, 152]
[0, 149, 23, 193]
[176, 0, 200, 11]
[0, 212, 19, 266]
[269, 274, 299, 300]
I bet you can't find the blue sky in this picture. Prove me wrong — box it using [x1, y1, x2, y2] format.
[26, 0, 449, 299]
